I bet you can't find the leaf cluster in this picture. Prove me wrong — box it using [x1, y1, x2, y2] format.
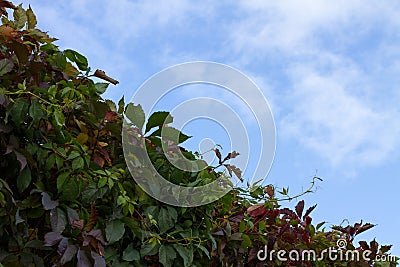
[0, 2, 397, 267]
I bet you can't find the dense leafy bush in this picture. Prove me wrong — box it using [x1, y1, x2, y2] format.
[0, 2, 398, 266]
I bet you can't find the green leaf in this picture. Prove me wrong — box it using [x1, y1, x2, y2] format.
[158, 207, 178, 233]
[172, 244, 193, 267]
[145, 111, 173, 133]
[13, 4, 27, 30]
[50, 207, 67, 233]
[118, 96, 125, 114]
[122, 244, 140, 262]
[64, 49, 88, 71]
[57, 172, 70, 192]
[196, 244, 210, 259]
[97, 177, 107, 188]
[72, 157, 84, 170]
[60, 177, 79, 202]
[26, 5, 37, 29]
[45, 154, 56, 170]
[11, 98, 29, 124]
[25, 29, 57, 43]
[0, 58, 14, 76]
[125, 103, 145, 131]
[105, 220, 125, 244]
[29, 99, 45, 124]
[67, 150, 80, 160]
[151, 127, 191, 144]
[140, 243, 159, 257]
[159, 245, 176, 267]
[53, 108, 65, 126]
[17, 167, 31, 193]
[94, 83, 109, 95]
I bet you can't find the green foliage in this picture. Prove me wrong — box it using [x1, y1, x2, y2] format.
[0, 2, 398, 267]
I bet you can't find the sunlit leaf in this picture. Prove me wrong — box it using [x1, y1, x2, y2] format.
[125, 103, 145, 131]
[64, 49, 88, 71]
[26, 5, 37, 29]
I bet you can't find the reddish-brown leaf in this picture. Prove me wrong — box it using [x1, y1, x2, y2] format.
[247, 203, 267, 217]
[264, 184, 274, 200]
[355, 223, 375, 236]
[0, 0, 16, 9]
[214, 148, 222, 163]
[303, 204, 317, 218]
[359, 241, 369, 250]
[295, 200, 304, 218]
[93, 69, 119, 85]
[379, 245, 392, 254]
[83, 202, 98, 232]
[229, 212, 244, 223]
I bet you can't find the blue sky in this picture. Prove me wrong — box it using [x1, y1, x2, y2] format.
[20, 0, 400, 255]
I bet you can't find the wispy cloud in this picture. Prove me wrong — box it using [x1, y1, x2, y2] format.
[228, 0, 400, 169]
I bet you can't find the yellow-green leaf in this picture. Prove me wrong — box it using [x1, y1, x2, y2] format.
[26, 5, 37, 29]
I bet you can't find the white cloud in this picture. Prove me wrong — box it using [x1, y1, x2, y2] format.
[280, 57, 400, 167]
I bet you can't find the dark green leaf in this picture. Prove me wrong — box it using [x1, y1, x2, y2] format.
[50, 207, 67, 233]
[158, 207, 178, 233]
[172, 244, 193, 267]
[150, 127, 191, 144]
[140, 243, 159, 257]
[0, 58, 14, 76]
[64, 49, 88, 71]
[60, 177, 79, 202]
[145, 111, 173, 133]
[57, 172, 70, 192]
[159, 245, 176, 267]
[125, 103, 145, 131]
[17, 166, 31, 193]
[122, 244, 140, 261]
[11, 98, 29, 124]
[105, 220, 125, 244]
[29, 99, 44, 124]
[118, 96, 125, 114]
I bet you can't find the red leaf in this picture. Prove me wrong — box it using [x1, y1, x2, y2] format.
[247, 203, 267, 217]
[264, 184, 274, 200]
[303, 204, 317, 218]
[104, 111, 118, 122]
[214, 148, 222, 164]
[295, 200, 304, 218]
[304, 215, 312, 226]
[359, 241, 369, 250]
[93, 154, 104, 167]
[355, 223, 375, 236]
[0, 1, 16, 9]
